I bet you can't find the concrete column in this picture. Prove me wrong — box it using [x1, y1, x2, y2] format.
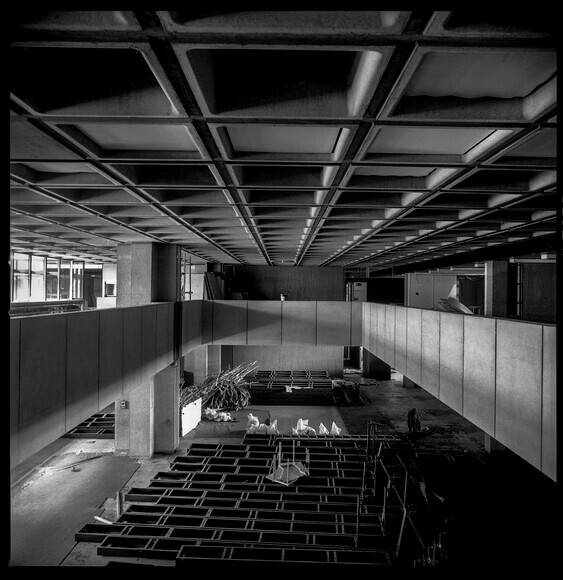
[403, 376, 420, 388]
[484, 433, 507, 454]
[115, 378, 154, 457]
[484, 260, 509, 317]
[362, 349, 391, 380]
[115, 242, 181, 458]
[116, 242, 180, 307]
[153, 364, 180, 454]
[206, 345, 222, 376]
[191, 345, 208, 386]
[220, 345, 234, 371]
[183, 350, 195, 386]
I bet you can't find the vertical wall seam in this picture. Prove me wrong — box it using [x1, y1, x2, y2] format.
[16, 319, 21, 465]
[461, 315, 465, 417]
[315, 301, 318, 346]
[349, 301, 352, 349]
[437, 312, 441, 400]
[540, 325, 544, 472]
[493, 319, 497, 438]
[64, 314, 68, 433]
[280, 300, 283, 345]
[393, 305, 397, 370]
[96, 311, 100, 412]
[140, 307, 144, 385]
[405, 309, 409, 376]
[418, 309, 422, 387]
[245, 300, 249, 346]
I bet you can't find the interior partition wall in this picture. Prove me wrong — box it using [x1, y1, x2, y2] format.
[10, 299, 557, 482]
[361, 302, 557, 482]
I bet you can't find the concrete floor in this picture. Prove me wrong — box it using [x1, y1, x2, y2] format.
[9, 372, 561, 570]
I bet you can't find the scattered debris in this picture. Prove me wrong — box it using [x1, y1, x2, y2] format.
[437, 297, 473, 315]
[181, 362, 258, 410]
[292, 418, 316, 436]
[203, 408, 236, 422]
[55, 455, 103, 471]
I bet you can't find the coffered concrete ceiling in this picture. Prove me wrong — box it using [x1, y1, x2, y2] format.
[9, 11, 557, 271]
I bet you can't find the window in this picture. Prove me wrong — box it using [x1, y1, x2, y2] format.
[46, 258, 59, 300]
[12, 253, 30, 302]
[71, 261, 84, 299]
[59, 260, 71, 300]
[30, 255, 45, 301]
[12, 253, 86, 304]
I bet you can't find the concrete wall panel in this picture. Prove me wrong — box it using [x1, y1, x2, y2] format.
[10, 319, 20, 468]
[351, 301, 363, 346]
[384, 305, 396, 367]
[201, 299, 213, 345]
[463, 316, 496, 434]
[123, 306, 143, 394]
[368, 303, 375, 355]
[230, 265, 344, 300]
[155, 303, 171, 371]
[281, 301, 316, 345]
[406, 273, 434, 309]
[99, 308, 124, 409]
[364, 303, 377, 353]
[317, 302, 350, 346]
[19, 315, 67, 462]
[66, 310, 99, 431]
[247, 301, 282, 345]
[183, 300, 203, 353]
[212, 300, 248, 344]
[232, 345, 344, 377]
[439, 313, 464, 414]
[375, 303, 386, 358]
[394, 306, 407, 376]
[495, 320, 543, 469]
[141, 305, 157, 383]
[541, 325, 557, 480]
[362, 303, 369, 353]
[406, 308, 422, 386]
[421, 310, 440, 398]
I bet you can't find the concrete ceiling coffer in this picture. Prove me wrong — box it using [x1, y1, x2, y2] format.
[108, 163, 220, 187]
[210, 123, 356, 162]
[379, 47, 557, 122]
[11, 161, 118, 187]
[10, 45, 184, 117]
[13, 11, 142, 31]
[159, 10, 411, 34]
[175, 46, 393, 118]
[55, 122, 207, 161]
[424, 11, 556, 38]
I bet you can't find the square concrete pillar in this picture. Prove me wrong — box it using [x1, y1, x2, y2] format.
[362, 349, 391, 380]
[191, 345, 208, 386]
[114, 378, 154, 457]
[117, 242, 180, 307]
[206, 345, 221, 376]
[484, 433, 507, 455]
[484, 260, 518, 318]
[154, 363, 180, 453]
